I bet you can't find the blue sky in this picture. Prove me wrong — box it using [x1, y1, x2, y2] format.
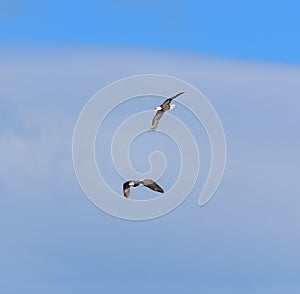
[1, 0, 300, 63]
[1, 2, 300, 294]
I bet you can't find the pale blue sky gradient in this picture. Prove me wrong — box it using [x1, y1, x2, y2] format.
[1, 49, 300, 293]
[1, 2, 300, 293]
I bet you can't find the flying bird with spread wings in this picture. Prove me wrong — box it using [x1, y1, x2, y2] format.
[123, 179, 164, 198]
[151, 92, 185, 130]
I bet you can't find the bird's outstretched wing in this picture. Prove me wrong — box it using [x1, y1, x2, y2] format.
[123, 182, 131, 198]
[141, 179, 164, 193]
[123, 181, 141, 197]
[151, 110, 164, 129]
[161, 91, 185, 108]
[161, 98, 172, 108]
[169, 91, 185, 100]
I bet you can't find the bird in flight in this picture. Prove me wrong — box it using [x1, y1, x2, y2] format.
[123, 179, 164, 198]
[151, 92, 185, 130]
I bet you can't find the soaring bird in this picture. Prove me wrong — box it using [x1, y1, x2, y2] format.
[123, 179, 164, 198]
[151, 92, 185, 130]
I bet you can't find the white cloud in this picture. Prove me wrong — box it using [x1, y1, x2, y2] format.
[1, 48, 299, 236]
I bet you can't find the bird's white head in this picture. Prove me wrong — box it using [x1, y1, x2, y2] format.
[170, 104, 176, 110]
[129, 182, 135, 186]
[155, 106, 162, 111]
